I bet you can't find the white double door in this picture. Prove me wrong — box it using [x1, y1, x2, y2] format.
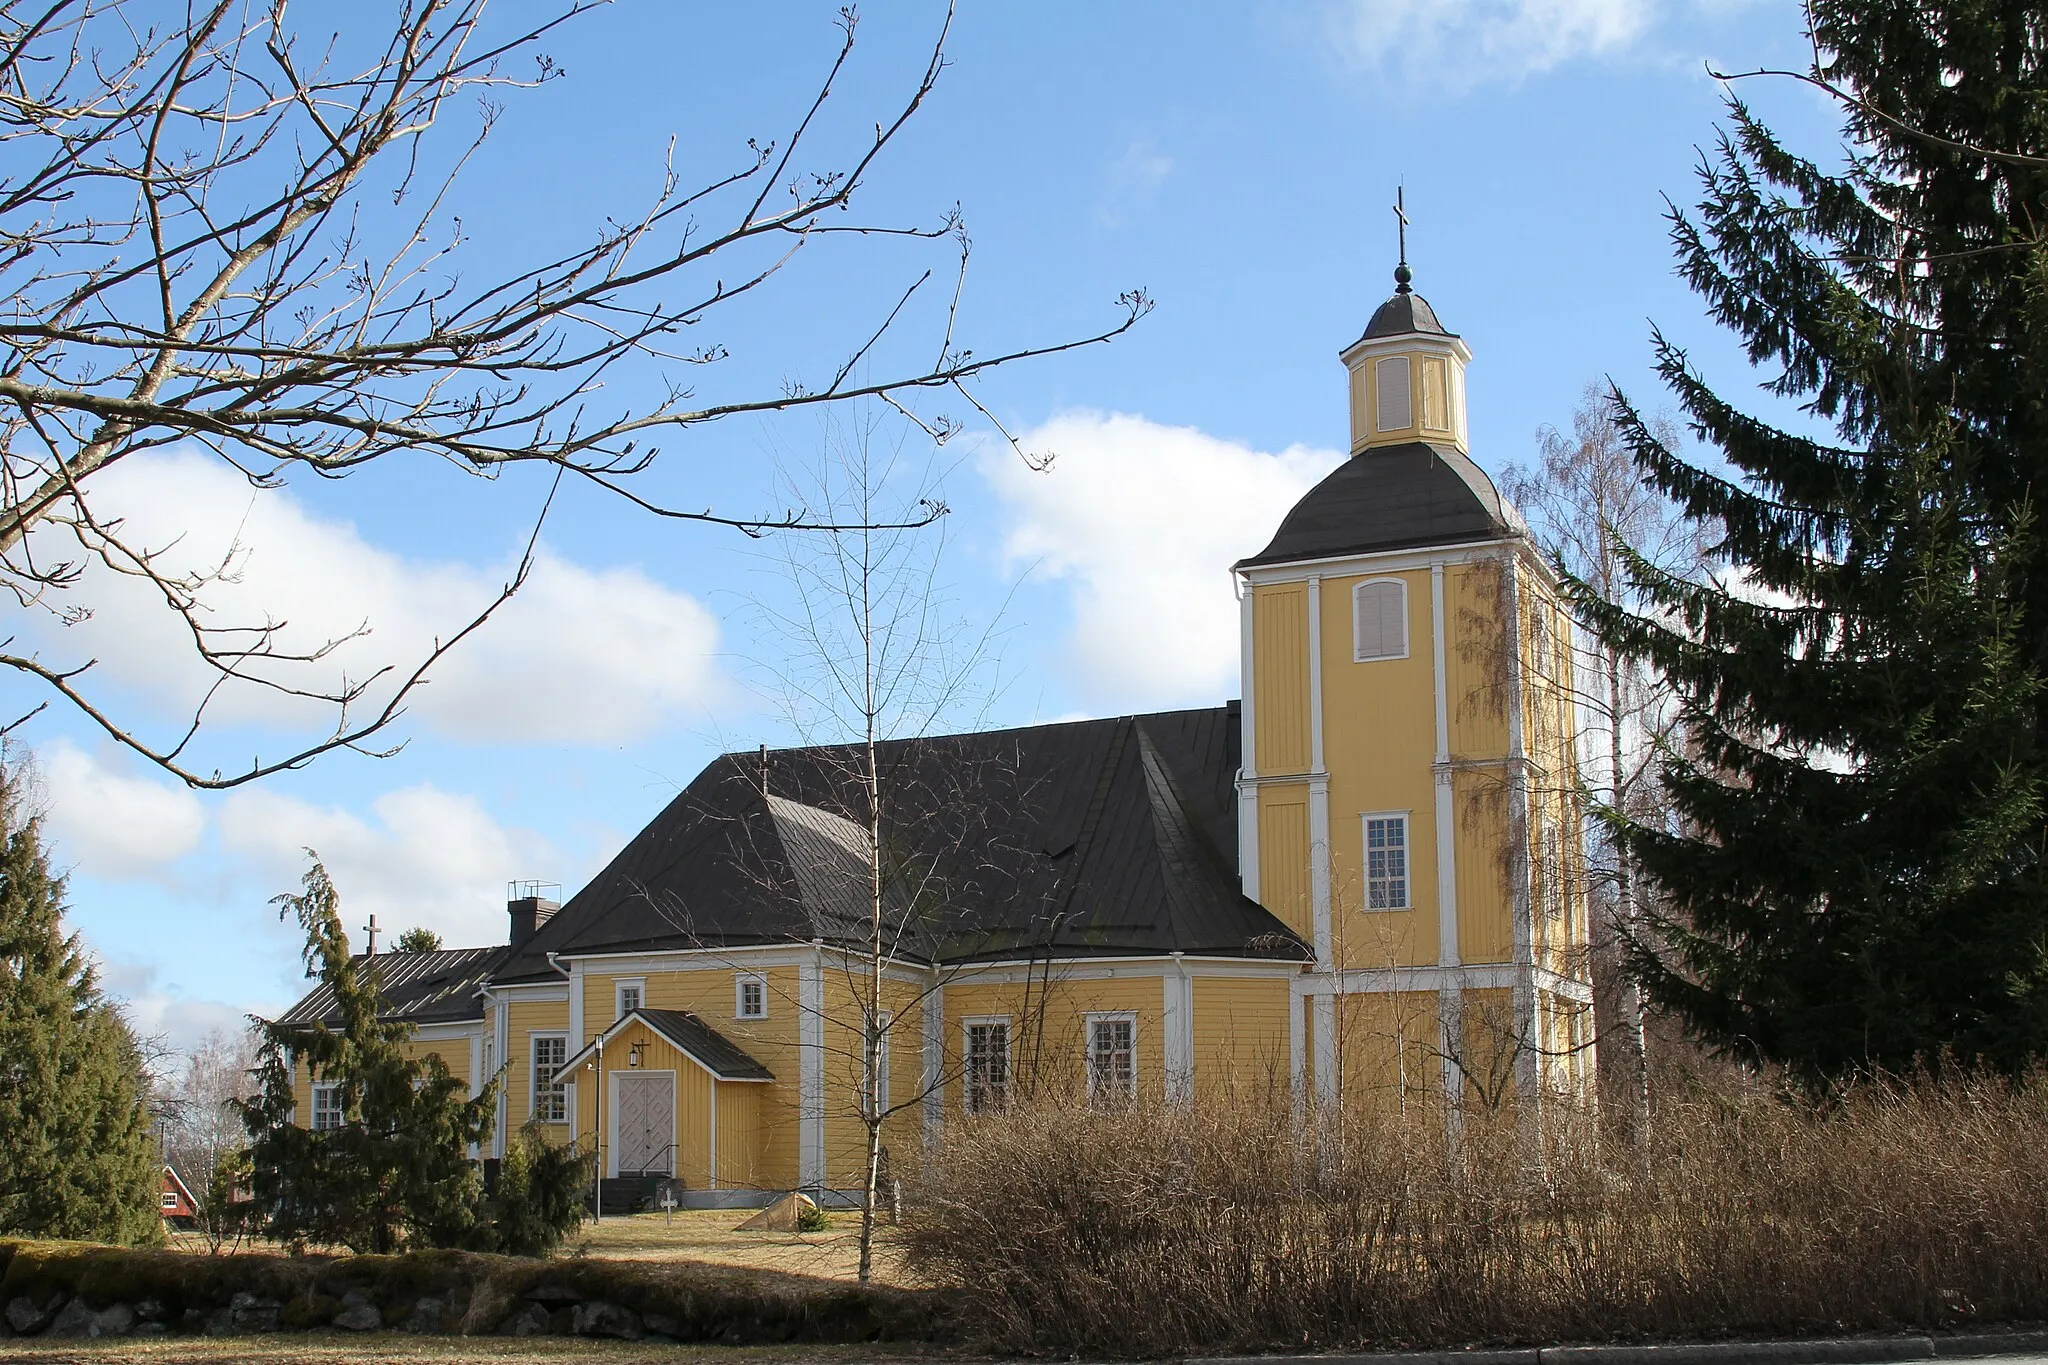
[611, 1072, 676, 1176]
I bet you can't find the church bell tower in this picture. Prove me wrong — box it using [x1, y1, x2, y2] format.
[1233, 231, 1593, 1120]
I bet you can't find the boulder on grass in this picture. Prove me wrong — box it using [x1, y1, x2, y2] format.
[736, 1191, 818, 1232]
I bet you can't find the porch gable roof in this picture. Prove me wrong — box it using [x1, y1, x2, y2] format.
[559, 1006, 774, 1082]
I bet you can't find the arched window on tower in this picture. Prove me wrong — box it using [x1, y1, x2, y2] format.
[1353, 579, 1408, 662]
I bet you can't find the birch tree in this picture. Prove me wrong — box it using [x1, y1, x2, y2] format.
[751, 413, 1003, 1283]
[1500, 385, 1704, 1131]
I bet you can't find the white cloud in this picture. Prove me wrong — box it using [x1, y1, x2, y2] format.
[219, 783, 548, 949]
[41, 740, 205, 878]
[983, 412, 1341, 709]
[94, 958, 263, 1061]
[1327, 0, 1653, 87]
[27, 451, 721, 747]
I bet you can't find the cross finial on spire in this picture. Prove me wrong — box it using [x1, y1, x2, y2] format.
[1393, 185, 1413, 294]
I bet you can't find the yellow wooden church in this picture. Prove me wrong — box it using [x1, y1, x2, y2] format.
[277, 264, 1594, 1207]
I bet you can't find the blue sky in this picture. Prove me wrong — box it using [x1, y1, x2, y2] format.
[26, 0, 1829, 1053]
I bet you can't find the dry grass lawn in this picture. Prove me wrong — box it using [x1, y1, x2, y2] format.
[161, 1209, 909, 1287]
[568, 1210, 907, 1285]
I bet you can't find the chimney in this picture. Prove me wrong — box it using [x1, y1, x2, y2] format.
[506, 880, 560, 950]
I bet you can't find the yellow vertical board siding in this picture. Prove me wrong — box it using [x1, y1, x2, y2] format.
[1253, 584, 1311, 774]
[1349, 364, 1371, 451]
[1332, 990, 1442, 1111]
[1447, 561, 1510, 758]
[1320, 568, 1437, 970]
[715, 1081, 763, 1188]
[1420, 357, 1450, 435]
[568, 1020, 716, 1185]
[1454, 768, 1513, 965]
[287, 1033, 474, 1128]
[581, 965, 803, 1189]
[1256, 791, 1311, 942]
[812, 969, 927, 1189]
[1190, 975, 1291, 1101]
[507, 1000, 571, 1133]
[940, 972, 1168, 1109]
[1459, 987, 1519, 1104]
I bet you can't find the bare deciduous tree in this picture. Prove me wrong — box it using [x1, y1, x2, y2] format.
[0, 0, 1147, 787]
[751, 412, 1005, 1283]
[1500, 383, 1705, 1134]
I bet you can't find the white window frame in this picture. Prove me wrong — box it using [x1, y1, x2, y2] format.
[1352, 577, 1410, 663]
[734, 972, 768, 1020]
[614, 978, 645, 1020]
[530, 1032, 569, 1123]
[1361, 811, 1412, 911]
[962, 1016, 1011, 1115]
[161, 1191, 179, 1209]
[1085, 1012, 1138, 1104]
[310, 1081, 343, 1131]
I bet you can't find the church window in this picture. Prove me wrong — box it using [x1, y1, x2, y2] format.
[964, 1018, 1010, 1113]
[736, 972, 767, 1019]
[310, 1081, 343, 1131]
[1375, 356, 1412, 431]
[1086, 1013, 1137, 1103]
[615, 979, 644, 1019]
[1353, 579, 1408, 662]
[531, 1033, 568, 1122]
[1363, 814, 1410, 910]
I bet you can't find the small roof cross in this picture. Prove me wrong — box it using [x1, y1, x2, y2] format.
[363, 912, 380, 956]
[1392, 185, 1413, 294]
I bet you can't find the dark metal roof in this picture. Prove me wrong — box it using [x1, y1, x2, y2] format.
[1236, 441, 1518, 570]
[495, 705, 1309, 979]
[275, 945, 504, 1027]
[1356, 290, 1452, 344]
[560, 1007, 774, 1081]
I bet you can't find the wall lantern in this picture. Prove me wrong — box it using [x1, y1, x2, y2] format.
[628, 1042, 645, 1068]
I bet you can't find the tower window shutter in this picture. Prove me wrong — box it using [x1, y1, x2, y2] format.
[1354, 580, 1408, 661]
[1375, 357, 1412, 431]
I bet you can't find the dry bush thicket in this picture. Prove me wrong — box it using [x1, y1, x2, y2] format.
[903, 1073, 2048, 1355]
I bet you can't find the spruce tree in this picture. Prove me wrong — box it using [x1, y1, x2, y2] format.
[0, 774, 161, 1244]
[241, 857, 586, 1255]
[1581, 0, 2048, 1083]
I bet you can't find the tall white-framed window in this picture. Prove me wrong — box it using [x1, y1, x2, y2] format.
[735, 972, 768, 1020]
[614, 978, 645, 1019]
[963, 1017, 1010, 1114]
[531, 1033, 568, 1122]
[1353, 579, 1408, 662]
[1362, 812, 1411, 910]
[310, 1081, 343, 1131]
[1085, 1012, 1138, 1104]
[862, 1011, 892, 1121]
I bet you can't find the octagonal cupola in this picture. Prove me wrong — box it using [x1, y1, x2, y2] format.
[1341, 262, 1472, 455]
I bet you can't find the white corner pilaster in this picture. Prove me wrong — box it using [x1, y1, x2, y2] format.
[1288, 981, 1307, 1117]
[798, 952, 826, 1190]
[1162, 956, 1194, 1104]
[569, 960, 586, 1049]
[1238, 575, 1261, 901]
[1502, 550, 1541, 1111]
[1312, 993, 1338, 1107]
[922, 979, 945, 1145]
[1430, 561, 1464, 1118]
